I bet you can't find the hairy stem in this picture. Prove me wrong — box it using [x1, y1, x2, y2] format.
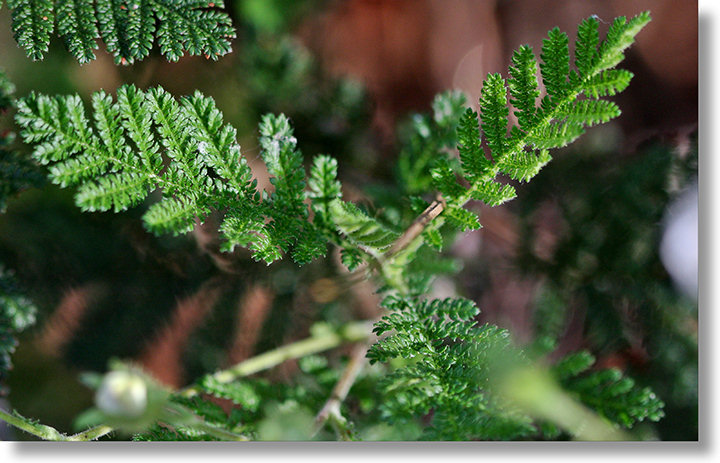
[0, 408, 112, 441]
[0, 408, 66, 441]
[66, 425, 115, 441]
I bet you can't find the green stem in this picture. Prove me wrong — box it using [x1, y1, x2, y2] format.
[183, 319, 374, 397]
[0, 408, 114, 441]
[0, 408, 66, 440]
[500, 364, 631, 441]
[67, 425, 115, 441]
[192, 421, 249, 441]
[313, 342, 369, 439]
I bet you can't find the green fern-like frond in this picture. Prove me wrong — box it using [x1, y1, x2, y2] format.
[7, 0, 55, 61]
[15, 85, 344, 265]
[259, 114, 309, 254]
[595, 12, 652, 72]
[16, 85, 366, 266]
[368, 296, 537, 440]
[443, 204, 481, 231]
[6, 0, 236, 64]
[307, 154, 342, 231]
[574, 16, 599, 79]
[555, 99, 620, 126]
[431, 12, 650, 238]
[430, 157, 465, 201]
[456, 108, 491, 183]
[56, 0, 99, 64]
[255, 114, 328, 265]
[508, 45, 540, 132]
[540, 27, 571, 103]
[479, 73, 509, 160]
[496, 149, 551, 183]
[553, 351, 666, 428]
[470, 179, 517, 206]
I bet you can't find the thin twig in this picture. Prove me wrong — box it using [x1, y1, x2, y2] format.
[311, 196, 448, 300]
[182, 319, 374, 397]
[312, 342, 370, 439]
[384, 196, 446, 261]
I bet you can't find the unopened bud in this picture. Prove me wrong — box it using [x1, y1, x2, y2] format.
[95, 371, 148, 418]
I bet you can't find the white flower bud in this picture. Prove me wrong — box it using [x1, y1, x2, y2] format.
[95, 371, 148, 418]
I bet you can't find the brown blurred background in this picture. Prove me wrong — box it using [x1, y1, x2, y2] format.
[300, 0, 696, 145]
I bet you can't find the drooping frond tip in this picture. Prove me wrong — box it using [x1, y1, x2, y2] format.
[6, 0, 236, 64]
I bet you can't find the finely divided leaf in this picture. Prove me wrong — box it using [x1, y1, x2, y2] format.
[509, 45, 540, 131]
[479, 73, 509, 160]
[8, 0, 236, 64]
[56, 0, 99, 64]
[557, 99, 621, 126]
[595, 12, 652, 73]
[329, 199, 399, 249]
[574, 16, 599, 79]
[497, 149, 551, 183]
[540, 27, 571, 102]
[8, 0, 54, 61]
[457, 108, 491, 182]
[582, 69, 633, 98]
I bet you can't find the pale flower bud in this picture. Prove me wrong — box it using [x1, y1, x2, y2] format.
[95, 371, 148, 418]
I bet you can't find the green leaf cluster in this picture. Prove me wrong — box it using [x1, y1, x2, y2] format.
[4, 0, 235, 64]
[14, 79, 420, 272]
[367, 295, 538, 440]
[357, 12, 660, 440]
[554, 351, 665, 428]
[397, 90, 468, 195]
[14, 87, 394, 268]
[15, 87, 319, 264]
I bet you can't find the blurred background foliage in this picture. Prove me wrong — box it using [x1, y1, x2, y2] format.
[0, 0, 697, 440]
